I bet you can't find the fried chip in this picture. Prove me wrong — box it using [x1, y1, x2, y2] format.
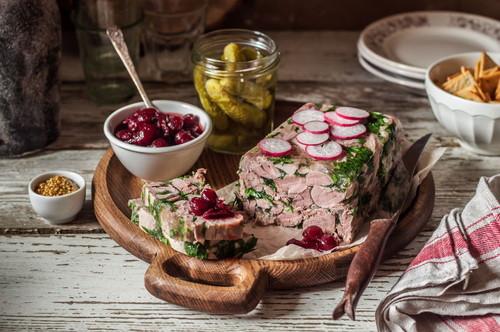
[481, 66, 500, 77]
[455, 86, 484, 102]
[496, 79, 500, 101]
[474, 59, 481, 81]
[478, 52, 497, 75]
[446, 72, 462, 81]
[479, 71, 500, 98]
[441, 53, 499, 103]
[442, 68, 476, 94]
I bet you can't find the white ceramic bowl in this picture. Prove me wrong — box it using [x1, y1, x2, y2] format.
[28, 171, 86, 224]
[425, 52, 500, 155]
[103, 100, 212, 181]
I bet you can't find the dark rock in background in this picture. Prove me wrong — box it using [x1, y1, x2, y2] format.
[0, 0, 61, 157]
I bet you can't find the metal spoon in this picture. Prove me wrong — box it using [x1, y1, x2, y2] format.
[106, 27, 154, 108]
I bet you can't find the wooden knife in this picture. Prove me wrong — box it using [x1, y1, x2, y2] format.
[332, 133, 432, 320]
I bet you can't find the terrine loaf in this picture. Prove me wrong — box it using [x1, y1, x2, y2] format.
[238, 103, 403, 243]
[129, 169, 257, 259]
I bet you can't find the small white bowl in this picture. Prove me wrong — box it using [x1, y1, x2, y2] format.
[103, 100, 212, 181]
[425, 52, 500, 155]
[28, 171, 86, 224]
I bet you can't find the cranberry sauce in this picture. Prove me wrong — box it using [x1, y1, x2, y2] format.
[114, 107, 203, 147]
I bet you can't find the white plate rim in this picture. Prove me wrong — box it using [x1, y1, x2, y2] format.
[358, 55, 425, 90]
[357, 41, 426, 80]
[359, 11, 500, 75]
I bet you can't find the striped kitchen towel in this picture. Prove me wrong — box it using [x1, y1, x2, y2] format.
[376, 174, 500, 332]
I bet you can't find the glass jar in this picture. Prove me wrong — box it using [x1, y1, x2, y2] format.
[192, 29, 280, 154]
[74, 0, 143, 104]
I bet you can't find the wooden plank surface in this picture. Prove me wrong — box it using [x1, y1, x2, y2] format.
[1, 31, 499, 330]
[0, 233, 431, 331]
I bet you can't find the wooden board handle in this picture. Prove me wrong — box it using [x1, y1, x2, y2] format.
[144, 251, 268, 314]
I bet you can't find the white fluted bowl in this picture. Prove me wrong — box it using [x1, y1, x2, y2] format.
[425, 52, 500, 155]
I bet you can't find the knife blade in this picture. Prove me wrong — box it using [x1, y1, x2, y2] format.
[332, 134, 432, 320]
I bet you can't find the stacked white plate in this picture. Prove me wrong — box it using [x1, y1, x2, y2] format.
[358, 11, 500, 92]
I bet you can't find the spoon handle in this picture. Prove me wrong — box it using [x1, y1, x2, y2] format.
[106, 27, 153, 108]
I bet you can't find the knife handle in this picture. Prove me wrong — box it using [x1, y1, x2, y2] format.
[333, 217, 395, 320]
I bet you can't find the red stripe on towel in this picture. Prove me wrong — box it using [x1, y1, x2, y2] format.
[442, 314, 500, 332]
[408, 217, 499, 270]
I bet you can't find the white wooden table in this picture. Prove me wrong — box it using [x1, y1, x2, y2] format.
[1, 31, 498, 331]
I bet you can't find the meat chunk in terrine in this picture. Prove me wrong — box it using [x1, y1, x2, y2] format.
[237, 103, 404, 243]
[138, 169, 246, 243]
[128, 196, 257, 260]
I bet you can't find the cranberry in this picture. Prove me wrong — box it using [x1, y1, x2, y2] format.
[189, 197, 212, 216]
[190, 123, 204, 137]
[134, 108, 157, 123]
[151, 138, 168, 147]
[156, 114, 171, 137]
[302, 239, 320, 250]
[202, 208, 234, 220]
[124, 116, 140, 132]
[174, 130, 194, 145]
[318, 234, 338, 251]
[115, 129, 133, 141]
[302, 225, 324, 240]
[182, 114, 199, 129]
[115, 122, 128, 132]
[201, 188, 217, 205]
[167, 114, 184, 133]
[130, 122, 159, 146]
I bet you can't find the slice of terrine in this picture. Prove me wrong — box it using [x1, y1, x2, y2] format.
[129, 169, 257, 259]
[238, 103, 404, 243]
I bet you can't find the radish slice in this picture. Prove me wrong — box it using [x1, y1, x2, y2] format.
[296, 132, 329, 146]
[292, 110, 325, 126]
[306, 141, 344, 161]
[330, 124, 367, 140]
[303, 121, 330, 134]
[336, 107, 369, 120]
[324, 112, 360, 127]
[259, 138, 292, 157]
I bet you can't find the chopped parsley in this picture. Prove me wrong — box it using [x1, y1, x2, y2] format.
[283, 198, 294, 212]
[183, 237, 258, 260]
[184, 242, 208, 260]
[231, 195, 244, 210]
[329, 146, 373, 191]
[367, 112, 388, 136]
[269, 155, 293, 165]
[215, 237, 258, 259]
[143, 227, 169, 245]
[244, 188, 274, 203]
[263, 178, 277, 191]
[129, 202, 139, 225]
[169, 218, 186, 238]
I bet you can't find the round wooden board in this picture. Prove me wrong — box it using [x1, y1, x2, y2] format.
[93, 148, 435, 314]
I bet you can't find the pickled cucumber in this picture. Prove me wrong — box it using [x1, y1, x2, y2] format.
[221, 43, 245, 91]
[205, 79, 267, 128]
[193, 66, 229, 131]
[240, 46, 262, 61]
[222, 42, 245, 63]
[220, 78, 273, 110]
